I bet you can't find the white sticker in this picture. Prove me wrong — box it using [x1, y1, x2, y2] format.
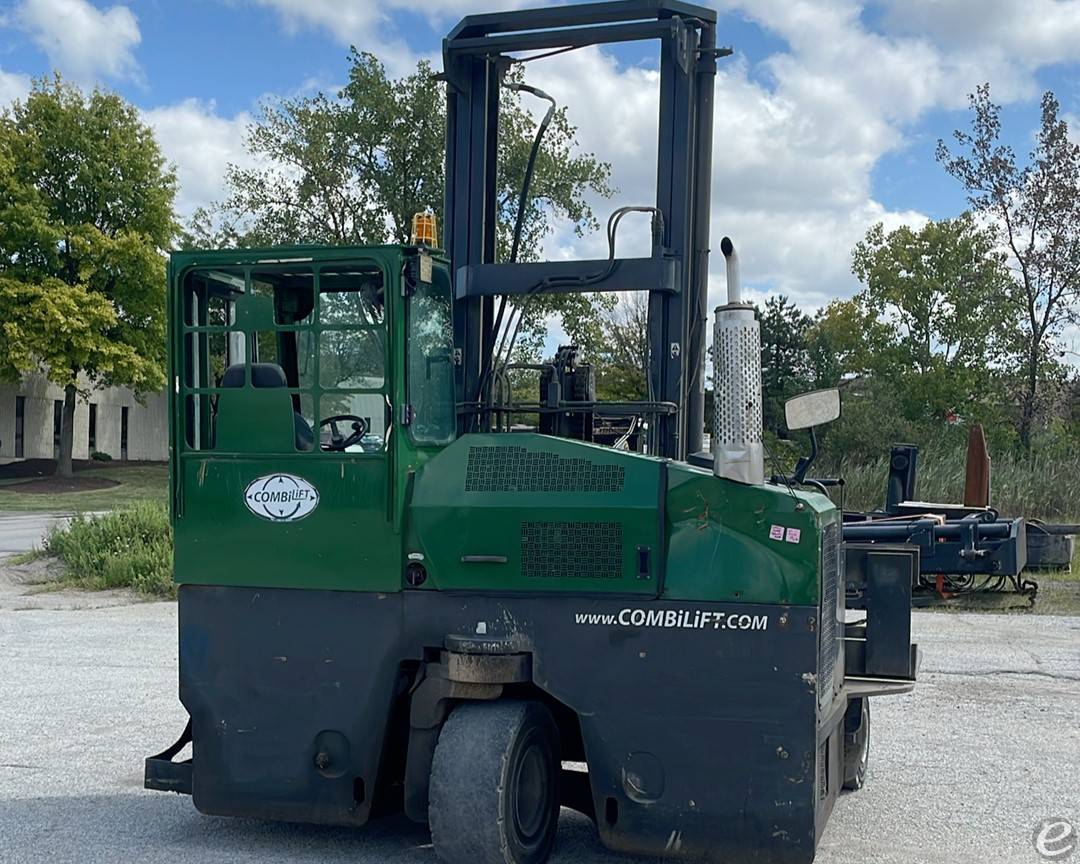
[244, 474, 320, 522]
[785, 527, 802, 544]
[419, 252, 433, 283]
[769, 525, 784, 541]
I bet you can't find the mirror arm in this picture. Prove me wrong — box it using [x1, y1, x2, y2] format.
[793, 426, 819, 485]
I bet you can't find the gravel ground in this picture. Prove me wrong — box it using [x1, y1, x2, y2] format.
[0, 590, 1077, 864]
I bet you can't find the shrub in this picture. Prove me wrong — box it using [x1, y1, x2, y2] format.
[90, 451, 113, 461]
[44, 502, 174, 598]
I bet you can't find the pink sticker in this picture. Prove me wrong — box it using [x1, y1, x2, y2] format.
[785, 527, 802, 544]
[769, 525, 784, 541]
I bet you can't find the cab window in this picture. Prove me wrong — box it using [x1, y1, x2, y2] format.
[180, 264, 389, 454]
[407, 263, 456, 446]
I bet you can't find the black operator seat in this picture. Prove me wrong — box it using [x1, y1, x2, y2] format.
[219, 363, 314, 451]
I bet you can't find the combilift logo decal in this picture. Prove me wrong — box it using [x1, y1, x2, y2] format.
[243, 474, 320, 523]
[574, 608, 769, 632]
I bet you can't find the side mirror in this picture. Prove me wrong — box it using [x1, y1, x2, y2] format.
[785, 388, 840, 431]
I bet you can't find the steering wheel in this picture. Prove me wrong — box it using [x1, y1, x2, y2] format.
[319, 415, 369, 452]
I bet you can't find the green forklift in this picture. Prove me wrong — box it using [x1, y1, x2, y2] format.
[145, 3, 918, 862]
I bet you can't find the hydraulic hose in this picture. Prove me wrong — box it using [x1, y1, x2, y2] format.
[479, 81, 557, 426]
[505, 82, 557, 265]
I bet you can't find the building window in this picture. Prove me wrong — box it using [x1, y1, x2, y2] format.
[14, 396, 25, 458]
[88, 403, 97, 452]
[53, 400, 63, 459]
[121, 406, 129, 460]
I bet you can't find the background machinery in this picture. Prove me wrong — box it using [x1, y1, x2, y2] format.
[145, 3, 918, 863]
[840, 433, 1077, 605]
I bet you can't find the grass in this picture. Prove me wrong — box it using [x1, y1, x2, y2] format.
[821, 446, 1080, 520]
[0, 465, 168, 512]
[7, 548, 46, 565]
[1030, 540, 1080, 615]
[41, 502, 175, 598]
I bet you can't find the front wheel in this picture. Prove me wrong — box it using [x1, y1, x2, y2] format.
[842, 697, 870, 791]
[429, 700, 560, 864]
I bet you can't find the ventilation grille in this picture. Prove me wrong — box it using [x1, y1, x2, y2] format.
[818, 521, 842, 704]
[466, 446, 624, 494]
[521, 521, 622, 580]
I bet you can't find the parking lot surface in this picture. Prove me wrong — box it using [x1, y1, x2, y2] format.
[0, 589, 1077, 864]
[0, 513, 70, 558]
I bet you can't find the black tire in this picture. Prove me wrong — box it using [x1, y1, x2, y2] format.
[429, 700, 560, 864]
[842, 697, 870, 792]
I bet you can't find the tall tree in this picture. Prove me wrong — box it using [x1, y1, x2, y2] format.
[0, 76, 176, 476]
[849, 215, 1012, 421]
[852, 216, 1010, 373]
[757, 295, 813, 436]
[937, 85, 1080, 448]
[190, 52, 614, 348]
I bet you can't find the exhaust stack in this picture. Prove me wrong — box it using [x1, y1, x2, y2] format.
[722, 236, 741, 303]
[713, 237, 764, 485]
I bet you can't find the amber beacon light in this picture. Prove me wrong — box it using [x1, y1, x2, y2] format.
[411, 211, 437, 246]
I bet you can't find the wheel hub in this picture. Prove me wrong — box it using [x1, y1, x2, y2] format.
[512, 742, 550, 842]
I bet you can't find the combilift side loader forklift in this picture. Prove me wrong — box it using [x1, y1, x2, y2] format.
[145, 3, 918, 862]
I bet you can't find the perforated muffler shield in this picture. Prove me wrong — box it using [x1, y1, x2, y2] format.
[713, 304, 764, 484]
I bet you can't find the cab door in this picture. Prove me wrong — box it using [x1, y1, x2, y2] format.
[171, 254, 400, 593]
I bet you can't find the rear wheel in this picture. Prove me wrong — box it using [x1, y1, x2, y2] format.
[842, 697, 870, 791]
[429, 700, 560, 864]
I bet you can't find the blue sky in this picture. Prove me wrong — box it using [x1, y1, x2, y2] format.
[2, 0, 1080, 321]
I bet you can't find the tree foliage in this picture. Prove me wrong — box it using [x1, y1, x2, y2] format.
[758, 295, 813, 436]
[844, 215, 1014, 424]
[593, 292, 649, 402]
[753, 215, 1027, 461]
[851, 215, 1010, 372]
[937, 84, 1080, 448]
[0, 75, 176, 475]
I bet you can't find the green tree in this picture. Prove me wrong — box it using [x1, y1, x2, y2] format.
[190, 52, 614, 349]
[804, 298, 892, 384]
[0, 75, 176, 476]
[757, 295, 813, 436]
[593, 292, 649, 401]
[799, 215, 1016, 459]
[937, 85, 1080, 449]
[849, 214, 1012, 421]
[852, 216, 1010, 372]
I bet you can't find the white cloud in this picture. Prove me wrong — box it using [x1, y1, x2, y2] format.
[519, 36, 931, 314]
[882, 0, 1080, 73]
[509, 0, 1080, 322]
[14, 0, 141, 84]
[0, 67, 31, 106]
[141, 100, 255, 218]
[252, 0, 530, 74]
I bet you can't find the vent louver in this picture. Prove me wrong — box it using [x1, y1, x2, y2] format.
[818, 521, 841, 705]
[521, 521, 622, 579]
[466, 446, 624, 494]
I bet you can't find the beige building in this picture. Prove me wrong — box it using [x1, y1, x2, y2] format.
[0, 371, 167, 464]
